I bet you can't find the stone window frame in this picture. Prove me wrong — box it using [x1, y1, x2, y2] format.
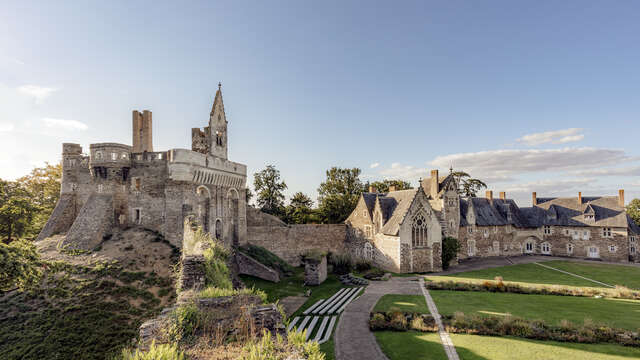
[608, 245, 617, 253]
[111, 152, 117, 161]
[543, 225, 552, 235]
[95, 151, 103, 160]
[411, 213, 428, 248]
[364, 225, 372, 238]
[602, 227, 613, 238]
[362, 210, 368, 218]
[467, 239, 476, 257]
[483, 228, 489, 238]
[468, 227, 473, 235]
[524, 240, 534, 254]
[630, 237, 637, 255]
[582, 230, 590, 240]
[132, 177, 142, 191]
[588, 245, 599, 258]
[364, 242, 373, 261]
[541, 242, 551, 254]
[121, 152, 128, 159]
[567, 243, 574, 255]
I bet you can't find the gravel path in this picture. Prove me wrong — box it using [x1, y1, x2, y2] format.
[334, 277, 421, 360]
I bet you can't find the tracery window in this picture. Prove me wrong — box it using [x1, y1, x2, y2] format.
[411, 213, 428, 247]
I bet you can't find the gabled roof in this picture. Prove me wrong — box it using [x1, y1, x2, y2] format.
[535, 196, 627, 228]
[420, 173, 457, 198]
[378, 189, 419, 236]
[361, 192, 377, 217]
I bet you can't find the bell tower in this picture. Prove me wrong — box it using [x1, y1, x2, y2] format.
[209, 82, 228, 159]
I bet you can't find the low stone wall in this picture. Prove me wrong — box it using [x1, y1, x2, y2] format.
[245, 224, 347, 266]
[236, 251, 280, 283]
[177, 255, 207, 292]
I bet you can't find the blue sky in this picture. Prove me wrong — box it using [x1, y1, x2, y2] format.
[1, 1, 639, 206]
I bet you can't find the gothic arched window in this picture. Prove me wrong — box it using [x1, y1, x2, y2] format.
[412, 213, 428, 247]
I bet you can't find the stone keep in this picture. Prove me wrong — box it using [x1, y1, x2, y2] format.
[38, 85, 248, 250]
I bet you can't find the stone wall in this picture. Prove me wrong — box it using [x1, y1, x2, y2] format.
[37, 194, 77, 241]
[303, 256, 327, 286]
[61, 194, 114, 250]
[246, 224, 347, 266]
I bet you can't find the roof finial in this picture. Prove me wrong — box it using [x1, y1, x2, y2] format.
[449, 164, 453, 173]
[218, 82, 222, 90]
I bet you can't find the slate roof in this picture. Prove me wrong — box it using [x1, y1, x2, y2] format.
[361, 192, 377, 217]
[534, 196, 629, 228]
[378, 189, 419, 236]
[420, 173, 456, 197]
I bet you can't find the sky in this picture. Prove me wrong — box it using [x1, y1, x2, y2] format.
[1, 1, 639, 206]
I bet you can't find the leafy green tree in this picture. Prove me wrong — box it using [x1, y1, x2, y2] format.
[0, 180, 39, 243]
[284, 192, 316, 224]
[451, 171, 487, 197]
[317, 167, 363, 223]
[441, 237, 460, 270]
[253, 165, 287, 216]
[0, 239, 42, 291]
[364, 179, 412, 193]
[627, 199, 640, 226]
[17, 163, 61, 236]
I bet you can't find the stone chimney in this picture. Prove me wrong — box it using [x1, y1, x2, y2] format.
[368, 185, 377, 193]
[499, 191, 506, 200]
[619, 189, 625, 207]
[430, 169, 439, 198]
[486, 190, 493, 203]
[532, 192, 537, 206]
[578, 192, 582, 205]
[389, 185, 397, 192]
[132, 110, 153, 153]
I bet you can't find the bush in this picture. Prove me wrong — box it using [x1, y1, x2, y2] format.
[369, 313, 388, 330]
[0, 239, 42, 291]
[197, 286, 268, 303]
[167, 303, 200, 343]
[389, 312, 408, 331]
[203, 240, 232, 290]
[244, 329, 325, 360]
[330, 253, 353, 275]
[441, 237, 459, 270]
[354, 259, 372, 272]
[120, 341, 185, 360]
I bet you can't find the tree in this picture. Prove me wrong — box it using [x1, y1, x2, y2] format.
[284, 192, 316, 224]
[317, 167, 363, 223]
[0, 180, 39, 243]
[627, 199, 640, 226]
[451, 171, 487, 197]
[441, 237, 460, 270]
[364, 179, 412, 193]
[17, 163, 61, 236]
[253, 165, 287, 216]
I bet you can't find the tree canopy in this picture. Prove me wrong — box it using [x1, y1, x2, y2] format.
[317, 167, 363, 223]
[364, 179, 412, 193]
[283, 192, 317, 224]
[627, 199, 640, 226]
[253, 165, 287, 216]
[451, 171, 487, 197]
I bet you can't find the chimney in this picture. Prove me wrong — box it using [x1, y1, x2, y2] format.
[532, 192, 537, 206]
[368, 185, 377, 193]
[388, 185, 397, 192]
[132, 110, 153, 153]
[430, 169, 439, 198]
[499, 191, 506, 200]
[619, 189, 625, 207]
[578, 192, 582, 205]
[486, 190, 493, 203]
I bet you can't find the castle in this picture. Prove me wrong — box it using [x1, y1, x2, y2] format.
[346, 169, 640, 273]
[38, 88, 640, 274]
[38, 84, 248, 250]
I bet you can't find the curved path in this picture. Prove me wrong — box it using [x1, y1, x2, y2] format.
[334, 277, 421, 360]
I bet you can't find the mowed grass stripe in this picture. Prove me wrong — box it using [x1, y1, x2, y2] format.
[543, 261, 640, 290]
[430, 290, 640, 330]
[373, 294, 430, 314]
[444, 262, 599, 287]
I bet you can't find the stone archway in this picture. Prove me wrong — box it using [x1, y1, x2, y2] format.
[196, 185, 211, 232]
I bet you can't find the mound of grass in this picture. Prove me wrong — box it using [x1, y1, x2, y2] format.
[238, 244, 294, 276]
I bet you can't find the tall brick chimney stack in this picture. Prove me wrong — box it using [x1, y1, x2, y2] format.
[368, 185, 377, 193]
[499, 192, 506, 200]
[486, 190, 493, 203]
[578, 192, 583, 205]
[430, 169, 439, 198]
[619, 189, 625, 207]
[389, 185, 397, 192]
[532, 192, 537, 206]
[132, 110, 153, 153]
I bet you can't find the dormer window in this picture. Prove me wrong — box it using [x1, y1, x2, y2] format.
[584, 214, 594, 221]
[543, 226, 552, 235]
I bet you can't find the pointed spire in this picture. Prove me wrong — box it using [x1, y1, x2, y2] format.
[211, 82, 224, 116]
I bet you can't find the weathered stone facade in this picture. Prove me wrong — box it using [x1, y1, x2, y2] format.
[38, 86, 248, 251]
[303, 255, 327, 286]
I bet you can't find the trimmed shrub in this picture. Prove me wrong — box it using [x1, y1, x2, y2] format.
[441, 237, 460, 270]
[370, 313, 388, 330]
[330, 253, 353, 275]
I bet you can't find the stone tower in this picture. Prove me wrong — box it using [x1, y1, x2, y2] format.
[209, 83, 228, 159]
[132, 110, 153, 153]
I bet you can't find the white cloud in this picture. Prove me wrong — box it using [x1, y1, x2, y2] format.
[378, 162, 428, 181]
[517, 128, 584, 146]
[0, 123, 14, 132]
[369, 162, 380, 169]
[429, 147, 630, 177]
[571, 166, 640, 177]
[18, 85, 57, 103]
[42, 118, 88, 131]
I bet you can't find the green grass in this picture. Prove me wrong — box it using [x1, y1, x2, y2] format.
[444, 262, 600, 287]
[543, 261, 640, 289]
[375, 331, 447, 360]
[430, 290, 640, 330]
[373, 295, 429, 313]
[376, 332, 640, 360]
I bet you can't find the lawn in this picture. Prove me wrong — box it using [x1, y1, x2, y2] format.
[430, 290, 640, 330]
[375, 332, 640, 360]
[443, 262, 600, 287]
[373, 294, 429, 313]
[543, 261, 640, 289]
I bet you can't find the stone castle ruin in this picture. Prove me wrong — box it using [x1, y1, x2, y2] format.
[38, 86, 640, 276]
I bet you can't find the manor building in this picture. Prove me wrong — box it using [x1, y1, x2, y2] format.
[346, 170, 640, 273]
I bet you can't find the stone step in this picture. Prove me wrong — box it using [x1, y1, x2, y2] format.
[304, 316, 319, 341]
[296, 316, 311, 333]
[287, 316, 300, 332]
[318, 316, 337, 344]
[319, 288, 354, 315]
[313, 288, 346, 314]
[312, 316, 330, 343]
[337, 287, 363, 313]
[324, 287, 359, 314]
[303, 299, 325, 315]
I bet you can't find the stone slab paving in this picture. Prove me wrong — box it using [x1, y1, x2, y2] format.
[420, 278, 460, 360]
[279, 296, 308, 317]
[334, 277, 420, 360]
